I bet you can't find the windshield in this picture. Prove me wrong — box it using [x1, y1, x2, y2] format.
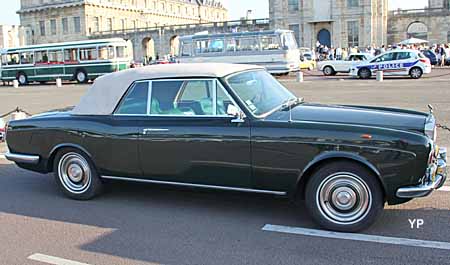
[280, 32, 298, 50]
[226, 70, 296, 116]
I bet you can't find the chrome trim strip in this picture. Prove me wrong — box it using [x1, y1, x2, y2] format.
[5, 152, 40, 164]
[101, 175, 288, 196]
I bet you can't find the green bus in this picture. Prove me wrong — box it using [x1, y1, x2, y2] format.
[0, 38, 133, 85]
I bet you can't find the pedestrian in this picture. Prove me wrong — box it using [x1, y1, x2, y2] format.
[336, 47, 342, 60]
[440, 45, 446, 67]
[444, 44, 450, 67]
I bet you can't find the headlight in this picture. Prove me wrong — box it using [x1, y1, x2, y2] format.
[425, 114, 437, 141]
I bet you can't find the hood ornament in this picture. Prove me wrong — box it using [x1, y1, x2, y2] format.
[428, 104, 434, 114]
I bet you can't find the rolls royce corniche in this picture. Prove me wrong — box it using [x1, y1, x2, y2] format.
[4, 63, 447, 232]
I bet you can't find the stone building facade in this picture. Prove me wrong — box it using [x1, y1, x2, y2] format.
[0, 25, 27, 49]
[387, 0, 450, 44]
[269, 0, 388, 49]
[18, 0, 228, 45]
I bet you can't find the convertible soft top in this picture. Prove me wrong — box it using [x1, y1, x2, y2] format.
[72, 63, 264, 115]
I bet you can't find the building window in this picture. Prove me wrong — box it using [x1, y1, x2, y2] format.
[106, 18, 113, 31]
[347, 0, 359, 7]
[62, 18, 68, 33]
[74, 17, 81, 33]
[39, 21, 45, 36]
[447, 31, 450, 42]
[289, 24, 300, 45]
[288, 0, 299, 11]
[93, 17, 99, 32]
[347, 21, 359, 47]
[50, 19, 56, 35]
[121, 19, 126, 30]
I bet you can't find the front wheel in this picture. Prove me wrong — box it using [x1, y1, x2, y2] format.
[323, 66, 335, 76]
[305, 161, 384, 232]
[16, 72, 28, 85]
[358, 68, 372, 79]
[410, 67, 423, 79]
[75, 70, 88, 83]
[53, 148, 103, 200]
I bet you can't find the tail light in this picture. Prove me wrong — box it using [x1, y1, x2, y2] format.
[420, 58, 430, 65]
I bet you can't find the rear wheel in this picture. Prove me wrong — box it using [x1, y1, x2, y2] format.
[75, 69, 88, 83]
[53, 148, 103, 200]
[16, 72, 28, 85]
[358, 68, 372, 79]
[323, 66, 335, 76]
[409, 67, 423, 79]
[305, 161, 384, 232]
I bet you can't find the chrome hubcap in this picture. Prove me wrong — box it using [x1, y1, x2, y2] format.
[18, 75, 26, 84]
[412, 69, 421, 78]
[58, 152, 91, 194]
[77, 72, 86, 82]
[317, 173, 372, 225]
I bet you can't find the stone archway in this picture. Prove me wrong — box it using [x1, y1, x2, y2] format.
[317, 29, 331, 47]
[169, 35, 180, 56]
[407, 21, 428, 40]
[142, 37, 155, 64]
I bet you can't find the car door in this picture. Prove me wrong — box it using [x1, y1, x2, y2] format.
[138, 78, 252, 188]
[371, 52, 396, 76]
[394, 51, 415, 76]
[94, 81, 150, 177]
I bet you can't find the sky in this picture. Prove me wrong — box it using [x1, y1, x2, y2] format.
[0, 0, 430, 25]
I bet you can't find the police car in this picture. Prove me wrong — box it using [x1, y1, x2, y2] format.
[350, 49, 431, 79]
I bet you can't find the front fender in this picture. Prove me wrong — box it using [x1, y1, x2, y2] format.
[295, 151, 386, 194]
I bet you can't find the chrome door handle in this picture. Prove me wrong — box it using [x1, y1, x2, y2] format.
[143, 128, 170, 134]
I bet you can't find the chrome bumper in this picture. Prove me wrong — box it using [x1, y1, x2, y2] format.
[5, 152, 40, 164]
[396, 147, 447, 198]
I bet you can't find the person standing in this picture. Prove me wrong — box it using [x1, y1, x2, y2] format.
[440, 45, 446, 67]
[444, 45, 450, 67]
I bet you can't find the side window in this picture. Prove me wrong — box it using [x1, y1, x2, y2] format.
[348, 55, 354, 61]
[178, 80, 214, 115]
[149, 79, 237, 116]
[116, 82, 149, 115]
[373, 53, 394, 63]
[396, 52, 411, 60]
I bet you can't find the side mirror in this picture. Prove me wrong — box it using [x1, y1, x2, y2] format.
[227, 105, 245, 123]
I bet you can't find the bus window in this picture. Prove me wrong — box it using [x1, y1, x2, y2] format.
[226, 38, 237, 52]
[280, 32, 298, 50]
[98, 46, 114, 60]
[35, 51, 49, 64]
[235, 37, 259, 52]
[7, 53, 20, 65]
[20, 52, 34, 64]
[180, 41, 192, 57]
[64, 48, 78, 63]
[48, 50, 63, 64]
[1, 54, 7, 66]
[261, 36, 280, 51]
[116, 46, 126, 58]
[195, 39, 224, 54]
[79, 47, 98, 61]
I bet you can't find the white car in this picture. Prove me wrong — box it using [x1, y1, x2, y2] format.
[350, 50, 431, 79]
[318, 53, 373, 76]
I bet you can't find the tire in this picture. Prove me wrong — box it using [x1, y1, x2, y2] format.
[305, 161, 384, 232]
[409, 67, 423, 79]
[323, 66, 335, 76]
[358, 68, 372, 79]
[16, 72, 28, 85]
[53, 148, 103, 200]
[75, 69, 88, 84]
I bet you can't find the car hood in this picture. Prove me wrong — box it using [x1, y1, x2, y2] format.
[266, 103, 428, 133]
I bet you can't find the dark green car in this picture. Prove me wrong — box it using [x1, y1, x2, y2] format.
[4, 63, 447, 232]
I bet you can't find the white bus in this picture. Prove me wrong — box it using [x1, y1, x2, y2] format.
[178, 30, 300, 74]
[1, 38, 133, 85]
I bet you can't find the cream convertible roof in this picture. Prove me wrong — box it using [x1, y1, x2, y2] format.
[72, 63, 264, 115]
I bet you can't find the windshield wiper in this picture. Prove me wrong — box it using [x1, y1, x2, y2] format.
[281, 97, 304, 111]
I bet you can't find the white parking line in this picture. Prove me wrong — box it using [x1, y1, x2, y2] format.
[438, 186, 450, 192]
[28, 253, 91, 265]
[262, 224, 450, 251]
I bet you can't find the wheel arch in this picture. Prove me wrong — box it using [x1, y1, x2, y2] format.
[293, 152, 386, 200]
[322, 64, 335, 72]
[47, 143, 94, 172]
